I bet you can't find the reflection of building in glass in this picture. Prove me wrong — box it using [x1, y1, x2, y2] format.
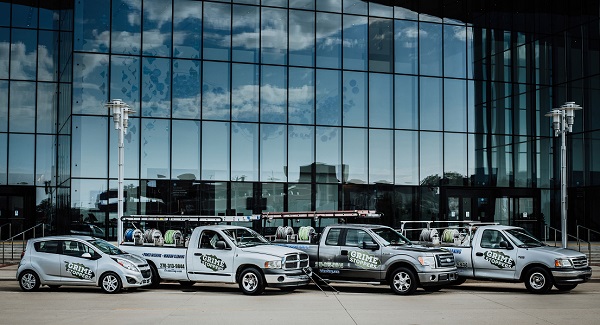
[1, 0, 600, 239]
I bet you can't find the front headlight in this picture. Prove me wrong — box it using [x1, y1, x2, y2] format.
[555, 258, 573, 268]
[418, 256, 436, 267]
[114, 258, 139, 271]
[264, 260, 282, 269]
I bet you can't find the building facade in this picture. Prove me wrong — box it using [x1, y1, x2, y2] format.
[0, 0, 599, 240]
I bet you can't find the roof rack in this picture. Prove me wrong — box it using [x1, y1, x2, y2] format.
[122, 215, 261, 223]
[261, 210, 381, 219]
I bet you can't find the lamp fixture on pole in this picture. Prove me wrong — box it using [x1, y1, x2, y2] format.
[105, 99, 135, 244]
[545, 102, 582, 248]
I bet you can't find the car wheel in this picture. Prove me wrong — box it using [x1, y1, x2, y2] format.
[19, 270, 40, 292]
[554, 283, 578, 291]
[239, 268, 264, 295]
[524, 267, 553, 294]
[100, 272, 122, 294]
[389, 267, 417, 295]
[148, 263, 160, 289]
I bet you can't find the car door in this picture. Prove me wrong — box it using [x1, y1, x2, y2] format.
[32, 240, 61, 282]
[338, 228, 383, 281]
[315, 228, 343, 279]
[59, 240, 99, 285]
[472, 229, 518, 280]
[187, 230, 235, 283]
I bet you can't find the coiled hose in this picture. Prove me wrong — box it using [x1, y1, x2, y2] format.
[164, 229, 183, 245]
[125, 228, 144, 245]
[419, 228, 439, 242]
[144, 228, 163, 244]
[441, 229, 460, 243]
[275, 226, 294, 240]
[298, 226, 315, 241]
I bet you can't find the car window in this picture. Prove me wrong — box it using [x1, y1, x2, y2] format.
[325, 228, 341, 246]
[480, 230, 507, 249]
[199, 230, 226, 249]
[344, 229, 375, 247]
[33, 240, 60, 254]
[61, 240, 96, 258]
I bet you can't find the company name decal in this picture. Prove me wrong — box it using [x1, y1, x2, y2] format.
[64, 262, 94, 280]
[198, 254, 226, 271]
[316, 261, 343, 269]
[348, 251, 380, 269]
[484, 251, 515, 269]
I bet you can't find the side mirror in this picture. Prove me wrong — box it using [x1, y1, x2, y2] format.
[362, 242, 379, 251]
[499, 241, 512, 250]
[81, 252, 92, 259]
[215, 241, 229, 250]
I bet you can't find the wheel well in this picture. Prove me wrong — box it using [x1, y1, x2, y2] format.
[98, 271, 120, 286]
[147, 260, 161, 280]
[18, 269, 38, 280]
[386, 262, 419, 284]
[235, 264, 265, 283]
[519, 264, 551, 282]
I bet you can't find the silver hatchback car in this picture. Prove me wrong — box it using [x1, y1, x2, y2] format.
[17, 235, 152, 293]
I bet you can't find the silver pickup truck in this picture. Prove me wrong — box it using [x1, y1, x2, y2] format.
[413, 224, 592, 293]
[277, 224, 458, 295]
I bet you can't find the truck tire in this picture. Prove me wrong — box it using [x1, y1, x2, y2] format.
[554, 283, 577, 291]
[389, 267, 417, 295]
[148, 263, 160, 289]
[524, 267, 553, 294]
[239, 267, 265, 295]
[19, 270, 40, 292]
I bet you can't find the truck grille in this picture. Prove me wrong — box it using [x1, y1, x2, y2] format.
[572, 256, 588, 268]
[283, 253, 309, 270]
[435, 253, 455, 268]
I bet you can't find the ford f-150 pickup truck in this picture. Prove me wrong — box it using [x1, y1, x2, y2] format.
[276, 223, 458, 295]
[120, 220, 311, 295]
[408, 223, 592, 293]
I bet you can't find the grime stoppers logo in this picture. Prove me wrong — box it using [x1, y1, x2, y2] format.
[484, 251, 516, 269]
[198, 254, 227, 272]
[64, 262, 94, 280]
[348, 251, 381, 269]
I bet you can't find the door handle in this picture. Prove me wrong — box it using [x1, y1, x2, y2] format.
[194, 253, 202, 256]
[475, 252, 483, 256]
[341, 250, 348, 256]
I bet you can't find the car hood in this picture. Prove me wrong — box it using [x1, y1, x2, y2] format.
[525, 246, 587, 258]
[112, 253, 147, 266]
[387, 244, 449, 254]
[240, 244, 303, 258]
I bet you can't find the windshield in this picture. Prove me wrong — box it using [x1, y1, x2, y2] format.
[371, 227, 410, 246]
[88, 239, 125, 255]
[221, 228, 270, 248]
[505, 228, 544, 248]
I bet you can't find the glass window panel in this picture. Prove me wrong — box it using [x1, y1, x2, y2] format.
[262, 0, 286, 7]
[38, 30, 59, 81]
[202, 121, 230, 181]
[369, 3, 393, 18]
[419, 22, 442, 76]
[142, 0, 172, 57]
[420, 77, 442, 131]
[444, 24, 466, 78]
[142, 57, 171, 118]
[316, 12, 341, 69]
[0, 28, 8, 79]
[0, 3, 9, 27]
[316, 127, 341, 183]
[232, 5, 259, 63]
[0, 133, 5, 184]
[9, 81, 36, 133]
[72, 116, 107, 178]
[444, 133, 467, 185]
[316, 184, 338, 210]
[261, 7, 287, 65]
[141, 118, 170, 179]
[173, 0, 202, 59]
[262, 183, 284, 212]
[110, 179, 139, 219]
[232, 63, 258, 122]
[492, 135, 512, 187]
[394, 19, 418, 74]
[110, 55, 140, 112]
[395, 75, 418, 130]
[172, 59, 200, 119]
[231, 123, 258, 181]
[71, 179, 108, 225]
[395, 130, 418, 185]
[343, 0, 367, 15]
[370, 129, 393, 184]
[10, 29, 37, 80]
[343, 15, 367, 71]
[231, 182, 253, 215]
[444, 79, 467, 132]
[369, 18, 393, 72]
[203, 2, 231, 61]
[515, 136, 532, 188]
[202, 61, 230, 120]
[317, 0, 341, 12]
[343, 71, 367, 127]
[467, 27, 474, 79]
[37, 83, 57, 134]
[109, 118, 140, 179]
[289, 125, 314, 182]
[8, 134, 34, 185]
[0, 81, 8, 132]
[420, 132, 442, 184]
[39, 5, 59, 30]
[289, 10, 315, 67]
[11, 2, 37, 28]
[289, 67, 314, 125]
[468, 80, 475, 133]
[73, 53, 109, 115]
[316, 69, 341, 126]
[235, 0, 259, 5]
[369, 73, 392, 128]
[35, 137, 54, 186]
[74, 0, 110, 52]
[288, 183, 312, 211]
[290, 0, 313, 9]
[260, 65, 287, 123]
[343, 128, 367, 184]
[261, 124, 286, 182]
[140, 179, 169, 215]
[111, 0, 141, 55]
[172, 120, 200, 180]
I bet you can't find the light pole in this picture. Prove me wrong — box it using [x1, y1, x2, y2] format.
[545, 102, 582, 248]
[105, 99, 135, 244]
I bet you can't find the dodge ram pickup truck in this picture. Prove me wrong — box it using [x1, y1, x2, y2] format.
[411, 223, 592, 293]
[276, 224, 458, 295]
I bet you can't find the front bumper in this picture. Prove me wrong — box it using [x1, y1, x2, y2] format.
[120, 267, 152, 288]
[263, 267, 311, 288]
[551, 267, 592, 284]
[418, 269, 459, 286]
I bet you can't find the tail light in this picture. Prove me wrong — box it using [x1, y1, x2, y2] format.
[21, 250, 25, 259]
